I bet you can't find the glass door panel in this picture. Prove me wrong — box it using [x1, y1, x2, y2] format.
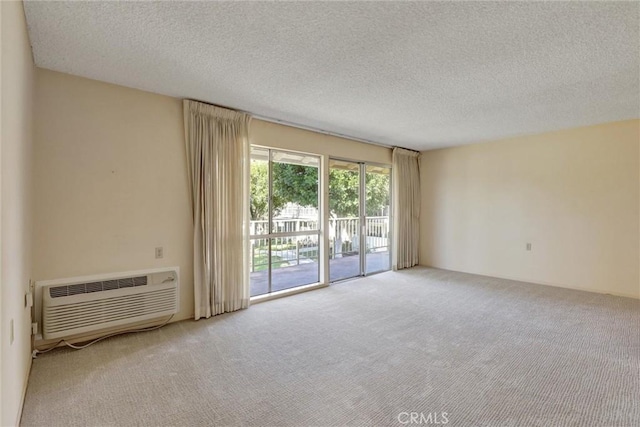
[365, 165, 391, 274]
[271, 150, 319, 234]
[329, 159, 361, 281]
[249, 237, 269, 296]
[270, 234, 320, 292]
[249, 147, 320, 296]
[249, 146, 270, 236]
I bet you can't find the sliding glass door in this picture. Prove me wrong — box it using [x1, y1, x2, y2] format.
[249, 147, 320, 296]
[329, 159, 391, 281]
[365, 164, 391, 274]
[329, 160, 361, 282]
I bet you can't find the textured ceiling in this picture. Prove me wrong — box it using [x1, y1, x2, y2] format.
[24, 1, 640, 150]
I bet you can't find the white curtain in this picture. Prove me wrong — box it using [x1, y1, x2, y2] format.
[392, 147, 421, 270]
[183, 100, 250, 319]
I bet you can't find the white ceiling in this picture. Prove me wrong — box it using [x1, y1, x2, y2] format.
[24, 1, 640, 150]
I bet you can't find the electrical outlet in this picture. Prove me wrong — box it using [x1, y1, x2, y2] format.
[526, 243, 532, 251]
[10, 319, 14, 344]
[155, 247, 164, 259]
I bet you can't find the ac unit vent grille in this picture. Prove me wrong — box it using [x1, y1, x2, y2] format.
[49, 275, 148, 298]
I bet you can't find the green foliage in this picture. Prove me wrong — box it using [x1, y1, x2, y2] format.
[251, 253, 287, 271]
[328, 169, 390, 217]
[273, 162, 319, 212]
[365, 171, 390, 217]
[328, 169, 359, 217]
[250, 160, 390, 220]
[249, 161, 269, 220]
[249, 161, 319, 220]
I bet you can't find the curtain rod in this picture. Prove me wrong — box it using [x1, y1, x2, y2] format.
[185, 98, 395, 149]
[393, 146, 421, 154]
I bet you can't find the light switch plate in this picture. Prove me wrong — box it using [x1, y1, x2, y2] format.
[25, 291, 33, 308]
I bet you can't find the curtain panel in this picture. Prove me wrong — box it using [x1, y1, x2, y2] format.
[183, 100, 251, 319]
[392, 147, 421, 270]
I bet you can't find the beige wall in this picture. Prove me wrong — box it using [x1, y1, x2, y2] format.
[33, 69, 392, 324]
[34, 70, 195, 321]
[251, 119, 391, 165]
[1, 1, 35, 425]
[420, 120, 640, 298]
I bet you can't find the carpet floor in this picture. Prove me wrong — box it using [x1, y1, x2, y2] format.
[21, 267, 640, 427]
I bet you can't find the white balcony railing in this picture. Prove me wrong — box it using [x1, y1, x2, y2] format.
[249, 216, 389, 272]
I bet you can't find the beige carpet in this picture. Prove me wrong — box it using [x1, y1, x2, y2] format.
[21, 267, 640, 427]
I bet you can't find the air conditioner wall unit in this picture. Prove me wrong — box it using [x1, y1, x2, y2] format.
[38, 267, 179, 340]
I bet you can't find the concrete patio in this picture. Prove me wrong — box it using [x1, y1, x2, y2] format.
[250, 251, 390, 296]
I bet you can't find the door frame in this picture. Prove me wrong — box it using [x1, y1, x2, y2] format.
[328, 157, 392, 281]
[249, 146, 322, 295]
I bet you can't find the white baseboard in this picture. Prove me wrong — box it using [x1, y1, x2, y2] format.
[15, 356, 32, 427]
